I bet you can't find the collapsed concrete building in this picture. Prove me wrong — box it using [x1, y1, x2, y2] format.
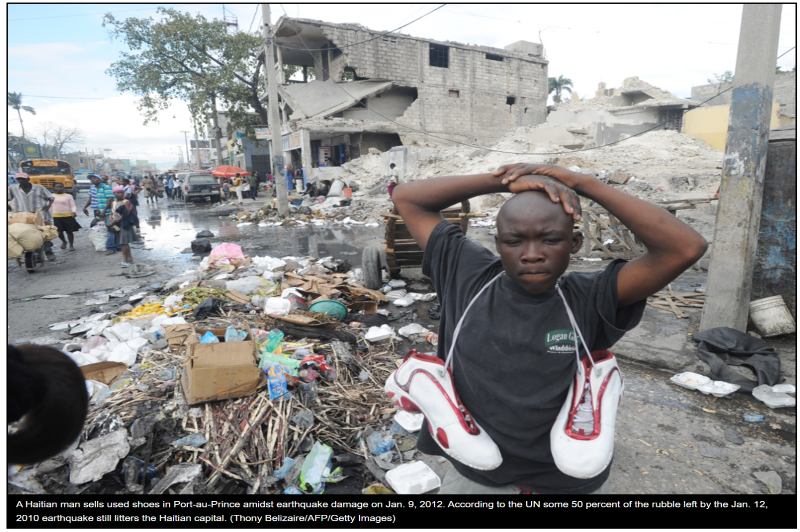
[266, 16, 549, 182]
[527, 77, 701, 150]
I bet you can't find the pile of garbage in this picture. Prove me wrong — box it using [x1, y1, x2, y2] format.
[226, 198, 384, 228]
[10, 242, 445, 496]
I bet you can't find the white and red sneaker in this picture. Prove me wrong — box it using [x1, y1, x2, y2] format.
[385, 349, 503, 471]
[550, 349, 623, 479]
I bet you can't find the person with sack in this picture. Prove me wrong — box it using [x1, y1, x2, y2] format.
[140, 175, 157, 205]
[49, 182, 81, 251]
[104, 187, 138, 267]
[8, 173, 56, 263]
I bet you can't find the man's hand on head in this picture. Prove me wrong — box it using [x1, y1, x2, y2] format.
[504, 174, 582, 221]
[493, 163, 587, 191]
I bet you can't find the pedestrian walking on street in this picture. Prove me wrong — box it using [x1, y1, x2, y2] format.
[107, 187, 138, 267]
[234, 173, 244, 205]
[167, 175, 175, 200]
[100, 181, 122, 256]
[247, 172, 258, 201]
[388, 163, 403, 198]
[174, 176, 184, 200]
[8, 173, 56, 263]
[49, 183, 80, 251]
[141, 175, 156, 205]
[121, 178, 141, 230]
[83, 175, 102, 218]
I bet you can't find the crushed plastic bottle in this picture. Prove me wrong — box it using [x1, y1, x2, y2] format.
[743, 413, 764, 422]
[359, 370, 370, 381]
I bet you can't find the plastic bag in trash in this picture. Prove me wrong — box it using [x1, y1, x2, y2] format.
[200, 331, 220, 343]
[190, 239, 211, 254]
[193, 297, 224, 320]
[299, 442, 333, 493]
[225, 276, 268, 295]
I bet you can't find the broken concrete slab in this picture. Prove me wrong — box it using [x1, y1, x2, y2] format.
[753, 471, 782, 494]
[149, 463, 203, 495]
[607, 170, 633, 184]
[67, 429, 130, 484]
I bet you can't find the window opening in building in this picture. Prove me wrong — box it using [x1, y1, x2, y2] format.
[329, 42, 342, 60]
[449, 90, 459, 98]
[486, 53, 504, 62]
[321, 51, 329, 81]
[659, 109, 683, 132]
[506, 96, 516, 105]
[382, 37, 397, 44]
[429, 43, 449, 68]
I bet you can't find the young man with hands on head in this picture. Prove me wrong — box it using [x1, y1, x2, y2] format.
[388, 163, 707, 494]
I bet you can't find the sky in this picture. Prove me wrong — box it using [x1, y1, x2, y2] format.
[7, 3, 797, 168]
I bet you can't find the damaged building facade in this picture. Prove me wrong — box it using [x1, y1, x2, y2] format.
[527, 77, 700, 150]
[267, 17, 548, 183]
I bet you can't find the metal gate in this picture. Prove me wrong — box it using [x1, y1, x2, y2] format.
[251, 155, 271, 176]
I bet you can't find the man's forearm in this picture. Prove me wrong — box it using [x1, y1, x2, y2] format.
[575, 175, 706, 257]
[394, 173, 505, 213]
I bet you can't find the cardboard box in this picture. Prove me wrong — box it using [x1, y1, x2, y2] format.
[165, 324, 196, 350]
[81, 361, 127, 386]
[181, 323, 266, 405]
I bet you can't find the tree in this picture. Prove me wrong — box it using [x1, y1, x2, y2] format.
[8, 92, 36, 139]
[34, 123, 85, 159]
[103, 8, 270, 137]
[548, 75, 573, 104]
[8, 133, 26, 167]
[707, 71, 734, 84]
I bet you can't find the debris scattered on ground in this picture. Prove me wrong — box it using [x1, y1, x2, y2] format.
[16, 246, 442, 495]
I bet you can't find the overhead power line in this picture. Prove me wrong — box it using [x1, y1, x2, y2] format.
[275, 5, 445, 52]
[277, 6, 743, 157]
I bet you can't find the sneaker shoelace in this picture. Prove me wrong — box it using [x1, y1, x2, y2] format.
[572, 382, 595, 435]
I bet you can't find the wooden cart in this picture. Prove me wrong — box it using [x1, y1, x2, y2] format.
[380, 201, 481, 278]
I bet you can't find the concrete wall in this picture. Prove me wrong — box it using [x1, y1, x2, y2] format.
[683, 102, 782, 151]
[342, 87, 417, 121]
[692, 71, 795, 123]
[316, 24, 548, 146]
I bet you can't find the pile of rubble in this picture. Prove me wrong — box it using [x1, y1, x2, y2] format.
[9, 241, 445, 496]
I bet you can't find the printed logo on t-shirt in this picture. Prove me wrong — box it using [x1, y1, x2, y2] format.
[545, 329, 581, 354]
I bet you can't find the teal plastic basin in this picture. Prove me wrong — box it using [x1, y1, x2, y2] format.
[308, 299, 348, 320]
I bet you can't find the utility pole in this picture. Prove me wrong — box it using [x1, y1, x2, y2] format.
[192, 118, 202, 168]
[700, 4, 783, 332]
[262, 4, 289, 216]
[181, 131, 192, 170]
[210, 94, 223, 167]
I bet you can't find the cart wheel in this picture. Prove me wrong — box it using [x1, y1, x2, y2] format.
[362, 246, 382, 290]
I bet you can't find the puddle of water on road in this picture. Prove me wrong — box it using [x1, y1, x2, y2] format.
[134, 201, 384, 269]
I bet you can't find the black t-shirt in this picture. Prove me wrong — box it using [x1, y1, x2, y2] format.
[420, 220, 646, 494]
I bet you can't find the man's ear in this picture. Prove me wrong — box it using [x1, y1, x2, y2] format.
[570, 230, 583, 254]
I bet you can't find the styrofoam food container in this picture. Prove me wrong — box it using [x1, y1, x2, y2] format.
[385, 461, 441, 494]
[752, 385, 797, 409]
[670, 372, 711, 390]
[694, 380, 740, 397]
[394, 410, 424, 432]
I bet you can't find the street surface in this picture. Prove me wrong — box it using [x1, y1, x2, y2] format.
[7, 189, 796, 495]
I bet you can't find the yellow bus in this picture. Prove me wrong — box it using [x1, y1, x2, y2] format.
[19, 159, 77, 199]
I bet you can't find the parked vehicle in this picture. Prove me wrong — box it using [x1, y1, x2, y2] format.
[184, 173, 221, 203]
